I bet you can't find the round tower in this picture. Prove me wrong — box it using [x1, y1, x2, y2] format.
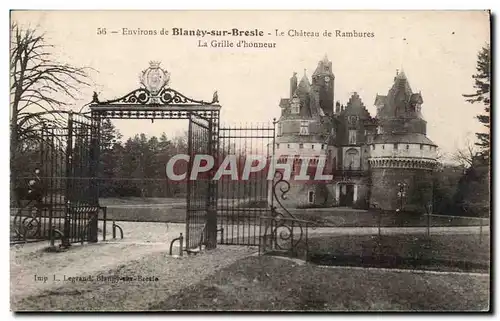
[369, 71, 438, 212]
[271, 60, 337, 209]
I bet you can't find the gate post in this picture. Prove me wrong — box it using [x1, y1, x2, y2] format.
[205, 205, 217, 249]
[62, 201, 71, 247]
[63, 112, 74, 247]
[88, 116, 101, 243]
[88, 212, 98, 243]
[205, 115, 219, 250]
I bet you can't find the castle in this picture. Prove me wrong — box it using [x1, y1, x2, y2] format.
[274, 55, 438, 212]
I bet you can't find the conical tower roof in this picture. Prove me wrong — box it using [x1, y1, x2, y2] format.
[295, 69, 311, 94]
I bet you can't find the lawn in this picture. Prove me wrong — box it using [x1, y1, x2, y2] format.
[150, 255, 490, 311]
[304, 233, 490, 273]
[293, 210, 489, 228]
[12, 197, 490, 228]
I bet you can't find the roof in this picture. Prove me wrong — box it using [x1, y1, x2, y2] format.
[340, 92, 372, 119]
[312, 54, 333, 76]
[376, 70, 422, 119]
[374, 94, 387, 106]
[296, 73, 311, 94]
[372, 133, 437, 146]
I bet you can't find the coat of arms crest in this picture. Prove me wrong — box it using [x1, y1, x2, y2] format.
[140, 61, 170, 95]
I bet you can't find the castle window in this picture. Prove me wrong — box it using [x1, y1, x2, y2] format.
[382, 145, 385, 150]
[406, 145, 409, 150]
[344, 148, 360, 170]
[420, 144, 423, 150]
[311, 144, 315, 150]
[291, 97, 300, 114]
[394, 144, 398, 150]
[299, 143, 304, 149]
[347, 116, 358, 125]
[287, 144, 291, 149]
[348, 129, 357, 145]
[276, 144, 280, 149]
[373, 145, 375, 150]
[299, 121, 309, 135]
[321, 144, 325, 150]
[308, 190, 315, 204]
[277, 123, 282, 136]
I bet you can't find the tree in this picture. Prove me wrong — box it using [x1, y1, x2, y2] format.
[452, 138, 479, 168]
[463, 44, 490, 159]
[98, 119, 123, 197]
[10, 22, 92, 203]
[10, 23, 92, 148]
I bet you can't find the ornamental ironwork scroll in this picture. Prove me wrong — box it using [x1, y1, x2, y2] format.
[95, 87, 219, 106]
[91, 62, 219, 107]
[260, 170, 316, 260]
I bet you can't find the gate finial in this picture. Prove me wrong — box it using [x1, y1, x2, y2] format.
[92, 91, 100, 104]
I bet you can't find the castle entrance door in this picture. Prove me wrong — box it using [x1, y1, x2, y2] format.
[339, 183, 354, 207]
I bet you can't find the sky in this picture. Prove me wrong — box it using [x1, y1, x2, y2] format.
[12, 10, 490, 160]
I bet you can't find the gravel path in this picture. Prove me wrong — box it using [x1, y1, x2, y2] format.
[10, 219, 488, 311]
[12, 243, 257, 311]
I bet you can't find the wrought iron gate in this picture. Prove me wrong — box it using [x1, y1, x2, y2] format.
[65, 113, 100, 244]
[11, 112, 100, 244]
[186, 113, 216, 250]
[217, 123, 275, 245]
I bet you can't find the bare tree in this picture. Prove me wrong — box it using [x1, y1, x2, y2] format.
[452, 139, 479, 168]
[10, 22, 93, 202]
[10, 22, 92, 144]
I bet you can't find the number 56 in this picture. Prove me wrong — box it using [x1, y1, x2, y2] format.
[97, 28, 107, 35]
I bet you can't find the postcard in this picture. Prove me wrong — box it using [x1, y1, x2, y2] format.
[10, 10, 491, 312]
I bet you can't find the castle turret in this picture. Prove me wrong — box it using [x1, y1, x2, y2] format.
[273, 61, 335, 208]
[369, 70, 438, 212]
[312, 54, 335, 116]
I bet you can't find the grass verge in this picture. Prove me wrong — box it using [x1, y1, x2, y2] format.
[305, 233, 490, 273]
[150, 255, 490, 311]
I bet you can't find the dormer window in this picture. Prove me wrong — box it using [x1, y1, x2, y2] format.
[291, 97, 300, 114]
[347, 115, 358, 125]
[299, 121, 309, 135]
[348, 129, 357, 145]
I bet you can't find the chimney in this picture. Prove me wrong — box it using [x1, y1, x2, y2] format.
[290, 72, 298, 98]
[335, 101, 341, 114]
